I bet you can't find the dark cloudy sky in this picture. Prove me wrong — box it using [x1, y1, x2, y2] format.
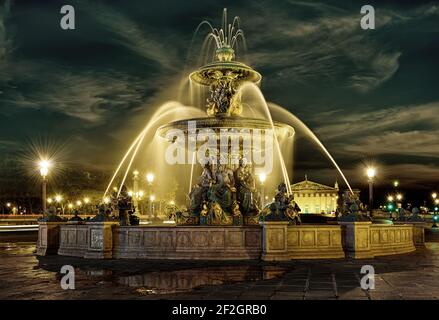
[0, 0, 438, 192]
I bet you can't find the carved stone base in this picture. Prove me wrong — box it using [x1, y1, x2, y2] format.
[394, 221, 426, 248]
[338, 221, 373, 259]
[58, 222, 88, 257]
[260, 221, 290, 261]
[83, 222, 118, 259]
[36, 222, 65, 256]
[112, 226, 262, 260]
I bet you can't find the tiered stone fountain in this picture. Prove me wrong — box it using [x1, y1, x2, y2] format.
[36, 9, 424, 261]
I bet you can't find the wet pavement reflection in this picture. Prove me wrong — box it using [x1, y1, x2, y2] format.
[2, 240, 439, 300]
[78, 266, 286, 295]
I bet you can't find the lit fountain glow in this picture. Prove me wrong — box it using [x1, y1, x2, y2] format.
[40, 9, 420, 263]
[104, 9, 353, 226]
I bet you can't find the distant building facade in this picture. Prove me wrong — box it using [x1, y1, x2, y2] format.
[291, 176, 339, 214]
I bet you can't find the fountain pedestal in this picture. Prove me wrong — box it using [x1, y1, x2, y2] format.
[260, 221, 290, 261]
[84, 222, 118, 259]
[36, 222, 64, 256]
[339, 221, 373, 259]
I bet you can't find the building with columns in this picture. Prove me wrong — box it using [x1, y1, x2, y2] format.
[291, 176, 339, 214]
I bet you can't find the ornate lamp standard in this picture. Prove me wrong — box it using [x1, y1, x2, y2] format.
[132, 170, 139, 213]
[366, 167, 376, 216]
[55, 194, 64, 215]
[146, 172, 154, 219]
[38, 160, 50, 214]
[258, 173, 267, 208]
[149, 195, 156, 219]
[396, 193, 403, 204]
[83, 197, 90, 213]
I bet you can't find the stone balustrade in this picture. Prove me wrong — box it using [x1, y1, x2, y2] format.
[113, 226, 262, 260]
[38, 219, 424, 260]
[287, 225, 345, 259]
[369, 224, 416, 257]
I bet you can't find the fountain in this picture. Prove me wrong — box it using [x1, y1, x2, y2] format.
[157, 20, 295, 225]
[37, 9, 424, 261]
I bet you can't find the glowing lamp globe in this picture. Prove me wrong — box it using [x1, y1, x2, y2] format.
[366, 167, 376, 179]
[39, 160, 50, 177]
[146, 173, 155, 184]
[258, 173, 267, 184]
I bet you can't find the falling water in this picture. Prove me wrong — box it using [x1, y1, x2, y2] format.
[237, 83, 293, 194]
[103, 102, 205, 199]
[188, 151, 197, 194]
[238, 82, 354, 196]
[268, 103, 354, 195]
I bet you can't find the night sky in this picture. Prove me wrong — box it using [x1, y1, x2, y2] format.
[0, 0, 438, 201]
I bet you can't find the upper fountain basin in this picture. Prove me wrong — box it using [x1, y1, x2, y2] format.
[189, 60, 262, 86]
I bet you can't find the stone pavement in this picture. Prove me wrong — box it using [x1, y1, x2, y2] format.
[1, 241, 439, 300]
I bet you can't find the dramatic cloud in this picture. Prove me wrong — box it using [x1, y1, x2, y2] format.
[0, 0, 437, 190]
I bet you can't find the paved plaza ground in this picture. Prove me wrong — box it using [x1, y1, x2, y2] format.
[1, 238, 439, 300]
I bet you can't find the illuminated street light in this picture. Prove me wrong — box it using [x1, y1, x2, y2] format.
[76, 200, 82, 206]
[387, 196, 394, 202]
[146, 173, 155, 184]
[149, 195, 156, 219]
[258, 173, 267, 208]
[396, 194, 403, 201]
[366, 167, 376, 179]
[6, 202, 11, 207]
[47, 198, 53, 204]
[55, 195, 62, 202]
[433, 193, 437, 200]
[132, 170, 140, 214]
[393, 180, 399, 188]
[38, 159, 51, 214]
[38, 159, 50, 178]
[103, 197, 110, 204]
[84, 198, 90, 204]
[366, 167, 376, 215]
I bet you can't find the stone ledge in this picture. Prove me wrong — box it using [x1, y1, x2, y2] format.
[39, 220, 424, 260]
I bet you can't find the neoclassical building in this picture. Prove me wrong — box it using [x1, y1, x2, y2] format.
[291, 176, 339, 214]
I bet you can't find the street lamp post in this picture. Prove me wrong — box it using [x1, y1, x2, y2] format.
[84, 197, 90, 213]
[133, 170, 139, 214]
[39, 160, 50, 214]
[150, 195, 155, 219]
[146, 172, 154, 219]
[258, 173, 267, 209]
[366, 167, 376, 216]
